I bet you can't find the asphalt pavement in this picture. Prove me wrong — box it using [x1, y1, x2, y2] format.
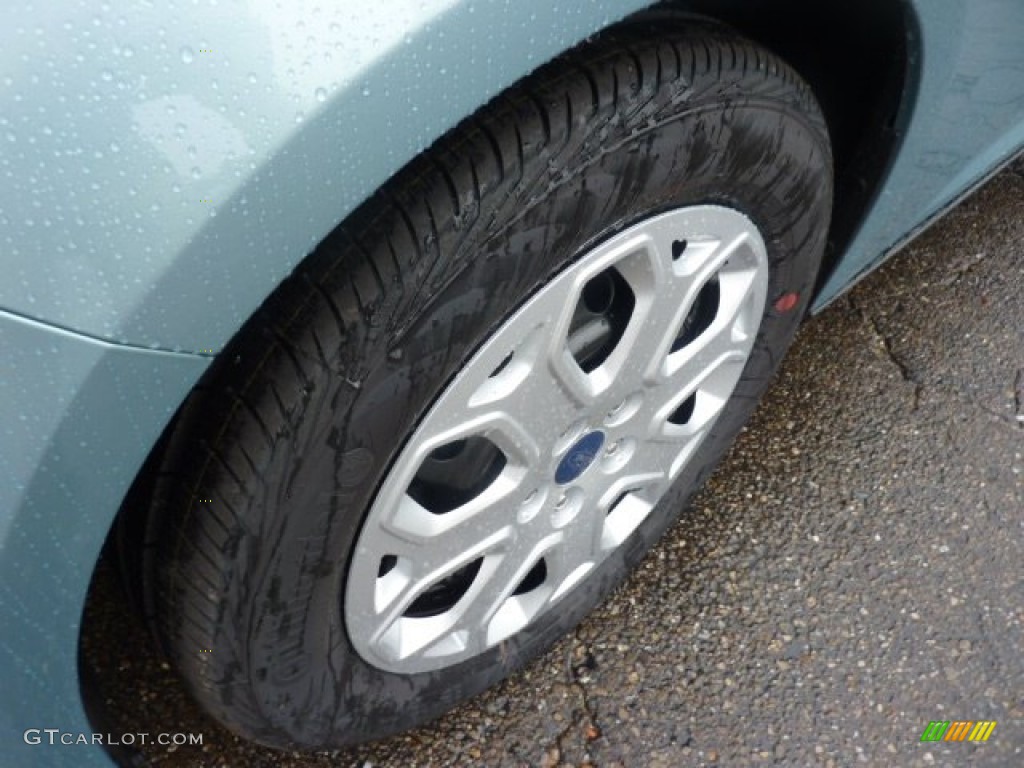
[81, 165, 1024, 767]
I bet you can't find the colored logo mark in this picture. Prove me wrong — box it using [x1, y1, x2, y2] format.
[920, 720, 996, 742]
[555, 431, 604, 484]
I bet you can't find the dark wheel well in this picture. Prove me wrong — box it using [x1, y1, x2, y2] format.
[644, 0, 917, 299]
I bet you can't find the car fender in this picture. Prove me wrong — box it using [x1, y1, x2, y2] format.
[0, 0, 654, 351]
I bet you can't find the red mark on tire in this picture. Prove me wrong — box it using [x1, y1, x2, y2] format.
[773, 292, 799, 313]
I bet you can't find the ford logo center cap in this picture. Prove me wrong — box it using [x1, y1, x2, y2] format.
[555, 431, 605, 485]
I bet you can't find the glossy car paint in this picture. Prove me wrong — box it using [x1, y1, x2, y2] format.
[816, 0, 1024, 303]
[1, 1, 1023, 765]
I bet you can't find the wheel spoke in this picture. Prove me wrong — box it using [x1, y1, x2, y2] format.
[616, 427, 706, 487]
[362, 495, 516, 612]
[629, 231, 762, 386]
[454, 536, 558, 650]
[661, 321, 747, 410]
[384, 486, 518, 546]
[597, 475, 661, 552]
[485, 349, 598, 447]
[573, 232, 670, 394]
[417, 324, 597, 460]
[638, 240, 766, 438]
[545, 511, 603, 600]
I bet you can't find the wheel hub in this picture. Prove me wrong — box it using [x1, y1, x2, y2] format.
[345, 205, 769, 673]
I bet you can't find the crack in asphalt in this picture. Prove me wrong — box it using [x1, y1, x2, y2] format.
[849, 295, 922, 410]
[848, 295, 1023, 431]
[544, 629, 601, 766]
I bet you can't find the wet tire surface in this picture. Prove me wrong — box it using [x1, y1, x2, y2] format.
[81, 165, 1024, 766]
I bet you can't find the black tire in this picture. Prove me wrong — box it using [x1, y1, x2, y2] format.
[144, 19, 831, 749]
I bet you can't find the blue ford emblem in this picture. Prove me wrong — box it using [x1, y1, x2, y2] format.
[555, 431, 605, 485]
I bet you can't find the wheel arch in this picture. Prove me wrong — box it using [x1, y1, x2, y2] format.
[656, 0, 919, 302]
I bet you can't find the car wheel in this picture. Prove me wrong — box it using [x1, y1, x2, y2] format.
[144, 19, 831, 749]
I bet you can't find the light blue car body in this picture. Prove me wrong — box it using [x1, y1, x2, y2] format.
[2, 1, 1023, 765]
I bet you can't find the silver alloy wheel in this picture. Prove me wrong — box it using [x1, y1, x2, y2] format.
[346, 205, 769, 674]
